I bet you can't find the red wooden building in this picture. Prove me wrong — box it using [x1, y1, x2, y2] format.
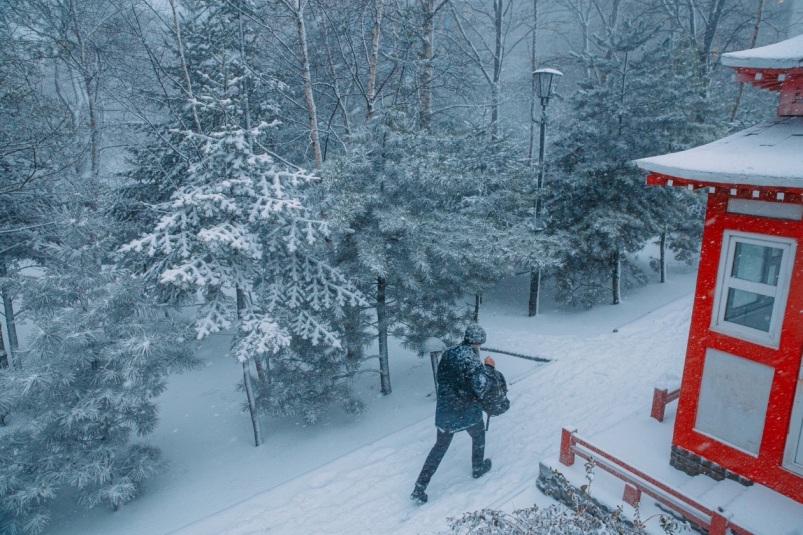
[636, 34, 803, 504]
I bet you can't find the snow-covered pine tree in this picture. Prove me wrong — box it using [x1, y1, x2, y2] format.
[0, 5, 78, 373]
[324, 112, 555, 391]
[121, 0, 366, 440]
[0, 198, 200, 534]
[548, 23, 718, 307]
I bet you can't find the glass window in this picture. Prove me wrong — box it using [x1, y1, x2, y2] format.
[724, 289, 774, 332]
[712, 232, 795, 346]
[731, 242, 782, 285]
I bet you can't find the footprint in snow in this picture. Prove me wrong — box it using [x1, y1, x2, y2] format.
[307, 470, 338, 488]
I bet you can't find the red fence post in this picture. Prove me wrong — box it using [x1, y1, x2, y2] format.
[651, 388, 669, 422]
[559, 427, 578, 466]
[709, 512, 728, 535]
[622, 484, 642, 506]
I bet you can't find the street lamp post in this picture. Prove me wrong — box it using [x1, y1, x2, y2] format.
[528, 68, 562, 318]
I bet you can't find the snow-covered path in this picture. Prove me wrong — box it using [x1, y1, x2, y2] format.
[41, 250, 697, 535]
[169, 295, 692, 535]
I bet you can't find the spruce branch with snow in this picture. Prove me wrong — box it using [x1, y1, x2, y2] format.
[0, 203, 200, 534]
[324, 112, 561, 391]
[548, 22, 720, 308]
[120, 0, 367, 434]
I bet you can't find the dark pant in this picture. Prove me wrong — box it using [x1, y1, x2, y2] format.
[415, 421, 485, 490]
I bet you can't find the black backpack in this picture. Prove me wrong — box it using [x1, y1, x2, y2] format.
[481, 366, 510, 421]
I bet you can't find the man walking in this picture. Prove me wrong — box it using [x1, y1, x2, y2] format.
[411, 324, 495, 504]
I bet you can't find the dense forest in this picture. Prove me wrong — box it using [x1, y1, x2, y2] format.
[0, 0, 798, 531]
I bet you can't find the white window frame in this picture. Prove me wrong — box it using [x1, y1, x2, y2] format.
[783, 360, 803, 476]
[710, 231, 796, 348]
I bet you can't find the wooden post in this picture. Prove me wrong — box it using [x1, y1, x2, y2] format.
[651, 388, 669, 422]
[559, 427, 577, 466]
[709, 512, 729, 535]
[623, 484, 641, 506]
[659, 230, 667, 283]
[651, 387, 680, 422]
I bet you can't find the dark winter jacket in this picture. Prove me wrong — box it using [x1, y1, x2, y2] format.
[435, 342, 494, 432]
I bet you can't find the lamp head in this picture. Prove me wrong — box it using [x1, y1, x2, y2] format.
[534, 68, 563, 103]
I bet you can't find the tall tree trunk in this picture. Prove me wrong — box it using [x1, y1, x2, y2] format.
[528, 267, 541, 316]
[612, 250, 621, 305]
[0, 324, 7, 425]
[319, 15, 351, 136]
[345, 306, 362, 361]
[237, 286, 260, 391]
[660, 230, 668, 283]
[700, 0, 727, 75]
[376, 276, 391, 395]
[473, 293, 481, 322]
[490, 0, 503, 128]
[255, 359, 267, 383]
[730, 0, 765, 122]
[236, 287, 247, 315]
[238, 12, 254, 152]
[236, 285, 262, 446]
[366, 0, 383, 120]
[86, 90, 99, 177]
[527, 0, 538, 164]
[419, 0, 435, 128]
[293, 1, 323, 169]
[0, 323, 7, 370]
[69, 0, 100, 177]
[0, 293, 17, 361]
[0, 262, 19, 367]
[169, 0, 203, 135]
[686, 0, 698, 50]
[242, 361, 263, 446]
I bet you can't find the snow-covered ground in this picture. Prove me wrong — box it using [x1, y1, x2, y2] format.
[42, 249, 700, 535]
[542, 403, 803, 534]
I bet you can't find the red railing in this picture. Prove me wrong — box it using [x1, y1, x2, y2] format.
[559, 428, 756, 535]
[650, 387, 680, 423]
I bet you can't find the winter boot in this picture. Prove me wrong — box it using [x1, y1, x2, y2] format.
[410, 484, 428, 505]
[472, 458, 492, 479]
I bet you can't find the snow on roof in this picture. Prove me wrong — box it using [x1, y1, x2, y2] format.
[636, 117, 803, 188]
[533, 68, 563, 76]
[721, 34, 803, 70]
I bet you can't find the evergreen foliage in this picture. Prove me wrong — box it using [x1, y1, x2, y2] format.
[324, 113, 559, 354]
[0, 201, 200, 534]
[548, 24, 719, 307]
[1, 0, 791, 528]
[121, 0, 367, 424]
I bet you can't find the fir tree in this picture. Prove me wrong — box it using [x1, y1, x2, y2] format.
[324, 112, 557, 391]
[121, 0, 366, 438]
[548, 23, 718, 307]
[0, 200, 200, 534]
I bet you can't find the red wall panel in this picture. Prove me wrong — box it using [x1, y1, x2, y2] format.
[673, 188, 803, 503]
